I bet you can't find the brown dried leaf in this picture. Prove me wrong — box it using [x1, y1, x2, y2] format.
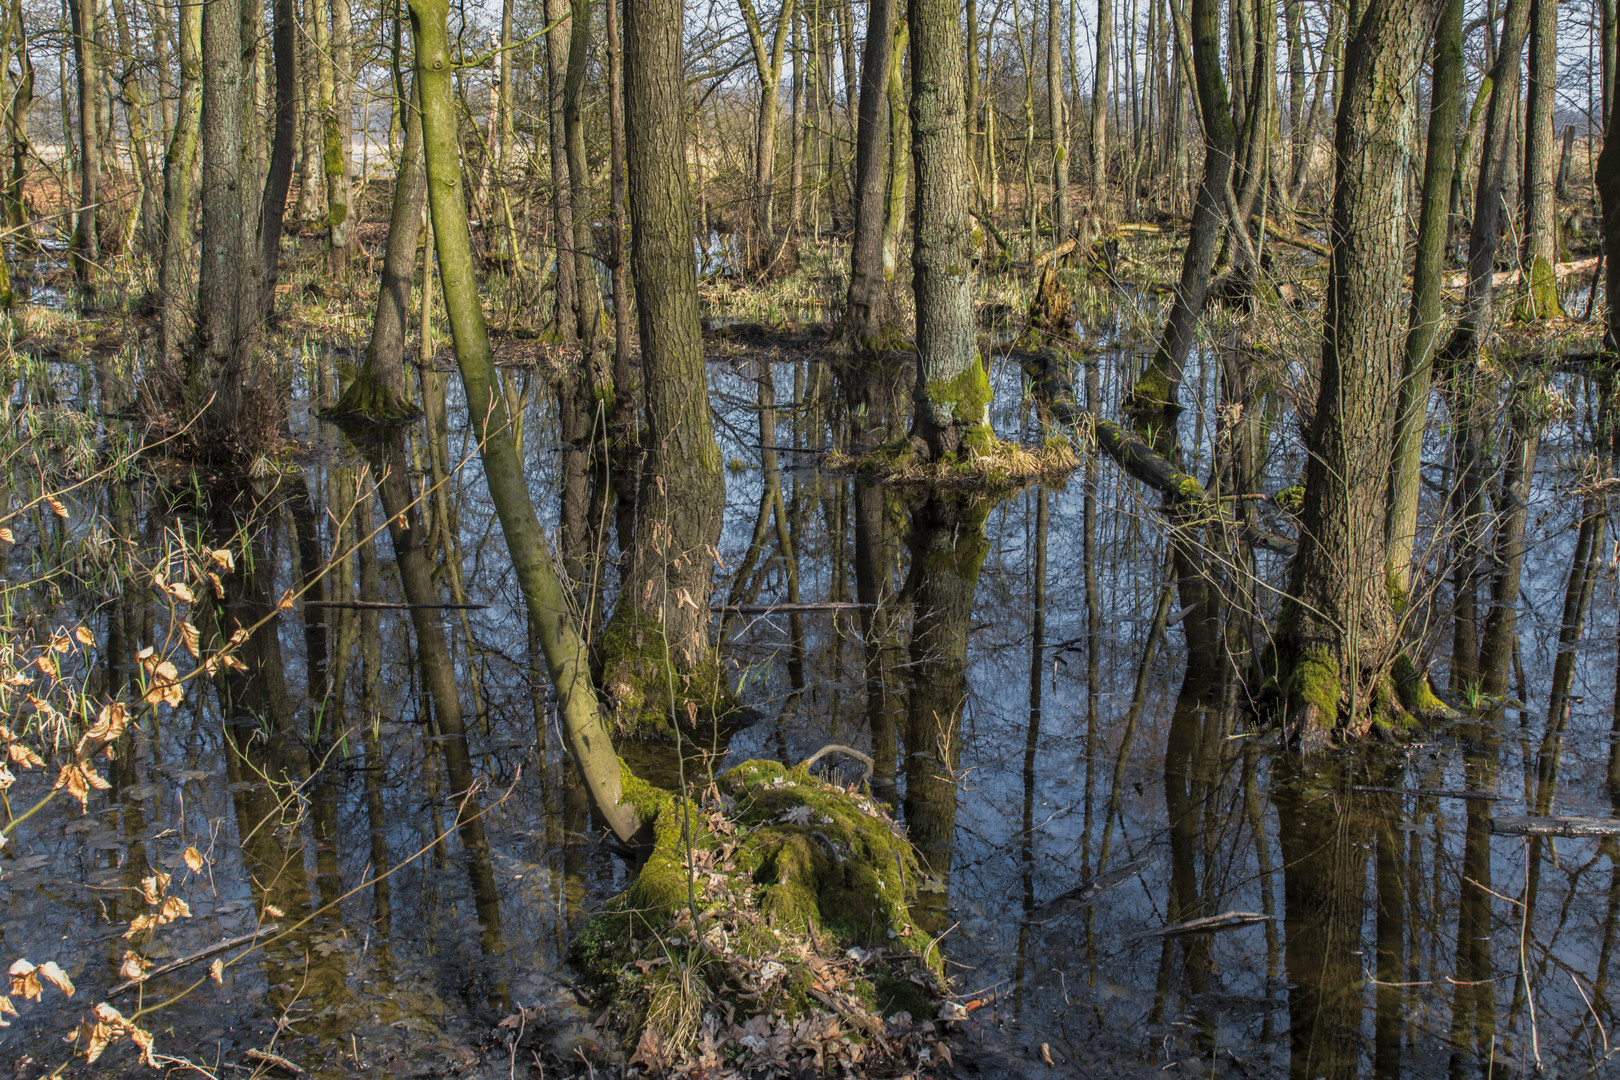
[139, 872, 170, 906]
[122, 913, 157, 939]
[142, 662, 182, 709]
[48, 634, 71, 654]
[156, 896, 190, 924]
[73, 626, 95, 648]
[182, 846, 204, 873]
[206, 547, 234, 571]
[0, 527, 12, 543]
[118, 953, 151, 982]
[167, 582, 195, 605]
[8, 960, 40, 1001]
[0, 764, 13, 791]
[208, 958, 224, 984]
[179, 623, 200, 659]
[45, 496, 68, 519]
[36, 961, 73, 997]
[207, 572, 225, 599]
[9, 742, 43, 769]
[0, 994, 15, 1016]
[277, 590, 295, 611]
[76, 703, 128, 756]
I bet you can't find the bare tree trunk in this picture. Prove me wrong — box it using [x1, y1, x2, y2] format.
[158, 0, 199, 364]
[69, 0, 100, 283]
[837, 0, 896, 349]
[1279, 0, 1442, 742]
[909, 0, 986, 459]
[602, 0, 729, 723]
[1047, 0, 1068, 239]
[1520, 0, 1559, 315]
[1092, 0, 1111, 202]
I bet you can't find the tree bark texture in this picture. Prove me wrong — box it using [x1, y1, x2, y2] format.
[1280, 0, 1441, 740]
[909, 0, 984, 459]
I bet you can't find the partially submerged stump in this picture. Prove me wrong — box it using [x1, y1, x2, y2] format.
[576, 760, 949, 1074]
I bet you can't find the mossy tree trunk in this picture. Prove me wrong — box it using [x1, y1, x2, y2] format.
[908, 0, 987, 459]
[406, 0, 641, 844]
[329, 77, 424, 421]
[1278, 0, 1441, 743]
[881, 23, 909, 280]
[838, 0, 896, 351]
[1, 0, 31, 250]
[1387, 0, 1462, 593]
[601, 0, 728, 722]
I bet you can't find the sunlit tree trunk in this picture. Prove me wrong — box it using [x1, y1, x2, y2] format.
[601, 0, 728, 720]
[545, 0, 577, 341]
[406, 0, 641, 843]
[1092, 0, 1111, 202]
[738, 0, 795, 267]
[1279, 0, 1441, 742]
[838, 0, 896, 349]
[1047, 0, 1068, 239]
[1520, 0, 1559, 315]
[1387, 0, 1462, 592]
[69, 0, 100, 283]
[909, 0, 987, 459]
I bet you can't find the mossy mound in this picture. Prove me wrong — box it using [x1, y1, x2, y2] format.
[321, 365, 422, 425]
[826, 431, 1076, 490]
[575, 760, 949, 1073]
[596, 608, 737, 736]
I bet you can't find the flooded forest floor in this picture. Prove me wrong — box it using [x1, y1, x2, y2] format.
[2, 196, 1620, 1080]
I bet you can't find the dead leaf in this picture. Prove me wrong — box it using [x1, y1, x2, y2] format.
[139, 872, 171, 906]
[208, 958, 224, 984]
[206, 547, 234, 571]
[45, 496, 67, 519]
[8, 742, 43, 769]
[36, 961, 73, 996]
[123, 913, 157, 939]
[179, 622, 200, 658]
[118, 953, 151, 982]
[9, 960, 40, 1001]
[0, 527, 13, 543]
[182, 846, 204, 873]
[156, 896, 190, 925]
[73, 626, 95, 648]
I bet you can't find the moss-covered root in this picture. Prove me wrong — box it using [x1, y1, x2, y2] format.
[1513, 255, 1564, 320]
[1281, 649, 1340, 752]
[322, 364, 421, 424]
[575, 760, 948, 1066]
[596, 607, 736, 736]
[1392, 652, 1453, 721]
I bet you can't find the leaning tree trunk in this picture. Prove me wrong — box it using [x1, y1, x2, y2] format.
[1128, 0, 1235, 414]
[1278, 0, 1442, 744]
[600, 0, 729, 726]
[405, 0, 642, 844]
[908, 0, 988, 460]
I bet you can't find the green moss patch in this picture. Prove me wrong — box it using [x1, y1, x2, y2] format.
[576, 760, 950, 1072]
[596, 607, 736, 736]
[922, 357, 992, 428]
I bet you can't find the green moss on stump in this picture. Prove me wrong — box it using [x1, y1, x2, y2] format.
[576, 760, 947, 1061]
[322, 366, 421, 425]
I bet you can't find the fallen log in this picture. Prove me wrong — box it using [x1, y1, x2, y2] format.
[1353, 784, 1509, 801]
[1443, 256, 1599, 290]
[1489, 815, 1620, 837]
[1142, 911, 1273, 938]
[110, 925, 282, 995]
